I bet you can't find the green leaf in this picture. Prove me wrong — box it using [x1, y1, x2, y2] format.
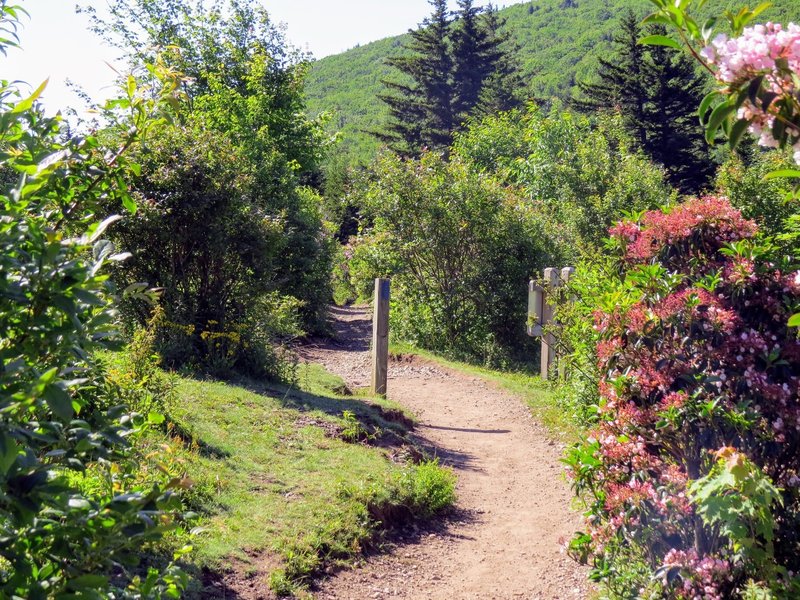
[788, 313, 800, 327]
[747, 75, 765, 104]
[10, 79, 48, 114]
[148, 412, 166, 425]
[698, 91, 720, 124]
[87, 214, 122, 243]
[706, 101, 736, 144]
[639, 34, 681, 49]
[67, 574, 109, 590]
[44, 385, 74, 421]
[728, 118, 751, 150]
[764, 170, 800, 180]
[0, 432, 19, 475]
[122, 194, 137, 214]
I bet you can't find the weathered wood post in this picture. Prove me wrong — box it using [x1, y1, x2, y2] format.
[527, 280, 544, 337]
[540, 268, 561, 380]
[558, 267, 575, 380]
[371, 278, 390, 396]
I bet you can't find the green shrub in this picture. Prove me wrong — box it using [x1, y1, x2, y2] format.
[716, 147, 799, 240]
[0, 14, 189, 596]
[110, 125, 306, 378]
[552, 252, 625, 424]
[454, 104, 675, 260]
[350, 151, 548, 365]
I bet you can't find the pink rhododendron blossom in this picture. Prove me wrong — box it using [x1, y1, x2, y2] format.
[701, 23, 800, 163]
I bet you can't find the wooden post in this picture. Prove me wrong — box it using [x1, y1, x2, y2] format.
[527, 280, 544, 337]
[540, 268, 560, 380]
[558, 267, 575, 380]
[371, 278, 390, 396]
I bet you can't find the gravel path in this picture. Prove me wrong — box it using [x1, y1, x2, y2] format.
[298, 306, 589, 600]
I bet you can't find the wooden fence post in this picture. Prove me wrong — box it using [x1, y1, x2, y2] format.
[558, 267, 575, 380]
[371, 278, 390, 396]
[540, 268, 560, 380]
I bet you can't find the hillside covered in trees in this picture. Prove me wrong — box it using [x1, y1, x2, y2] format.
[306, 0, 800, 163]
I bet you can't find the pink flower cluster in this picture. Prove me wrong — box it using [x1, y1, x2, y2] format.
[701, 23, 800, 163]
[612, 196, 757, 264]
[662, 549, 732, 600]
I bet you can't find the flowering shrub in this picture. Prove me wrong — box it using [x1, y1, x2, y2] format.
[565, 196, 800, 598]
[645, 1, 800, 173]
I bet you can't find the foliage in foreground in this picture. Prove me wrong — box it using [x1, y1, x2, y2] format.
[0, 11, 189, 597]
[565, 196, 800, 598]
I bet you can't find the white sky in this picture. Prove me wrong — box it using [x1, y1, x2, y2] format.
[1, 0, 511, 115]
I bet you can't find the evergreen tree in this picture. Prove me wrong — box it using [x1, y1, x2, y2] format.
[376, 0, 454, 155]
[377, 0, 520, 156]
[573, 11, 648, 146]
[474, 4, 524, 117]
[573, 12, 714, 193]
[643, 30, 716, 193]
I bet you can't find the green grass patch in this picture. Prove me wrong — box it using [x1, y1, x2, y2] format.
[389, 341, 583, 443]
[153, 362, 453, 596]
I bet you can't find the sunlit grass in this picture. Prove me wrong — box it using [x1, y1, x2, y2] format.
[156, 362, 452, 596]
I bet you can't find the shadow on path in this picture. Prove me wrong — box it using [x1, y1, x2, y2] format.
[424, 424, 511, 435]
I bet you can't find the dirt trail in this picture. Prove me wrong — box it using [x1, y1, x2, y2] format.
[298, 305, 589, 600]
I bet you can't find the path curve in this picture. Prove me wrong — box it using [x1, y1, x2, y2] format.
[298, 306, 589, 600]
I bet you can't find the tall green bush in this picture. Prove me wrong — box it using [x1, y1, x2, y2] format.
[351, 151, 547, 365]
[0, 9, 189, 595]
[86, 0, 335, 336]
[109, 125, 304, 378]
[453, 104, 675, 260]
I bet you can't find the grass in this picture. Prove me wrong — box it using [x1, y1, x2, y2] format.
[389, 341, 583, 443]
[146, 362, 454, 597]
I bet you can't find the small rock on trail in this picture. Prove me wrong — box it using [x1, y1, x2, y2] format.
[299, 305, 589, 600]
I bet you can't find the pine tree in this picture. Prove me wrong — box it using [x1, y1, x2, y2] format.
[642, 28, 716, 193]
[573, 10, 648, 147]
[377, 0, 520, 156]
[376, 0, 454, 155]
[474, 4, 524, 117]
[573, 12, 714, 193]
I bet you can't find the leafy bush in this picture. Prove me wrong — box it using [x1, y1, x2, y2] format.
[552, 253, 624, 424]
[351, 151, 548, 365]
[109, 125, 304, 378]
[89, 0, 335, 338]
[716, 147, 799, 240]
[565, 196, 800, 598]
[0, 11, 189, 596]
[453, 104, 675, 260]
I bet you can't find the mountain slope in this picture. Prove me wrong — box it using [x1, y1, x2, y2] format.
[305, 0, 800, 164]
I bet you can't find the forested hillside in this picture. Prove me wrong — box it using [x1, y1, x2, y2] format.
[306, 0, 800, 163]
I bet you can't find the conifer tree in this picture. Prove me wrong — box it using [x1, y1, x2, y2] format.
[377, 0, 520, 156]
[573, 12, 714, 193]
[376, 0, 454, 155]
[643, 30, 716, 193]
[573, 11, 648, 146]
[474, 4, 524, 117]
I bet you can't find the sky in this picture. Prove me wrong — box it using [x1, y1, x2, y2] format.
[2, 0, 511, 115]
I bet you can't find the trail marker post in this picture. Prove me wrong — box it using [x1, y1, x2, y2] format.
[371, 278, 390, 396]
